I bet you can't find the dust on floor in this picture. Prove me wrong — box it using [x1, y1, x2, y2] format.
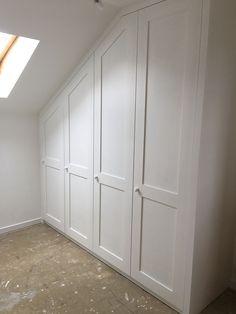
[0, 224, 235, 314]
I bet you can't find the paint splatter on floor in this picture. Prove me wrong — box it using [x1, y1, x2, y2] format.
[0, 224, 235, 313]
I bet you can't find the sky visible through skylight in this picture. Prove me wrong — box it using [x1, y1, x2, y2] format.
[0, 32, 39, 98]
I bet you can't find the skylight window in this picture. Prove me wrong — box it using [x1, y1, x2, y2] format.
[0, 33, 17, 64]
[0, 32, 39, 98]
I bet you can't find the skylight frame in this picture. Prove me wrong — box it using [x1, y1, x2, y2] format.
[0, 31, 39, 98]
[0, 33, 17, 67]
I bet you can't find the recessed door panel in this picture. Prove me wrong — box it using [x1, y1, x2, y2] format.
[45, 167, 63, 224]
[94, 14, 137, 274]
[101, 32, 128, 179]
[69, 74, 91, 168]
[132, 0, 202, 311]
[45, 109, 63, 162]
[143, 13, 185, 193]
[140, 199, 177, 290]
[100, 185, 125, 259]
[65, 57, 94, 250]
[69, 174, 91, 239]
[42, 103, 65, 231]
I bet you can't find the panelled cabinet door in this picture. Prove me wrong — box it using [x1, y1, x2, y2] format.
[41, 100, 65, 232]
[64, 57, 94, 250]
[131, 0, 202, 311]
[93, 13, 137, 274]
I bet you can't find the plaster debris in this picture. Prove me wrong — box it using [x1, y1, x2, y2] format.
[5, 280, 10, 288]
[68, 259, 78, 264]
[0, 224, 226, 313]
[125, 292, 129, 302]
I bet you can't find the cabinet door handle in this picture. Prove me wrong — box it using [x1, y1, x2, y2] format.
[134, 187, 140, 193]
[94, 175, 99, 182]
[64, 166, 69, 172]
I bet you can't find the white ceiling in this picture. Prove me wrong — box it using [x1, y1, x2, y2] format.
[0, 0, 138, 113]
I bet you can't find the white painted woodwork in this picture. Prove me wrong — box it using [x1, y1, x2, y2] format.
[93, 13, 137, 274]
[39, 1, 236, 313]
[42, 100, 65, 231]
[131, 0, 203, 311]
[188, 0, 236, 312]
[64, 57, 94, 249]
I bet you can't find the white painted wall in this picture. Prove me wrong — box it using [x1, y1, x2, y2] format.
[0, 113, 41, 231]
[189, 0, 236, 313]
[218, 0, 236, 291]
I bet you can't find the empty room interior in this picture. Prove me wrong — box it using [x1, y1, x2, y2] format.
[0, 0, 236, 313]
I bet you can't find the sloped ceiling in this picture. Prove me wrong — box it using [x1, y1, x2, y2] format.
[0, 0, 138, 113]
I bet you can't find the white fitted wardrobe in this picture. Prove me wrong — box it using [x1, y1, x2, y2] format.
[40, 0, 235, 313]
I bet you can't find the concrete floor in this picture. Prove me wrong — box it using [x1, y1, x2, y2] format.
[0, 224, 235, 314]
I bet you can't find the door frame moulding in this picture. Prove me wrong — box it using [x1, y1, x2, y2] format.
[64, 56, 94, 250]
[182, 0, 211, 313]
[40, 102, 65, 230]
[121, 0, 167, 16]
[92, 12, 138, 275]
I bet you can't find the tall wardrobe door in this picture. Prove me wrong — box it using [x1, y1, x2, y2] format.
[131, 0, 202, 311]
[64, 57, 94, 250]
[94, 13, 137, 274]
[41, 100, 65, 232]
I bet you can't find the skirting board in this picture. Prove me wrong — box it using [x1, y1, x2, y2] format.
[0, 218, 43, 235]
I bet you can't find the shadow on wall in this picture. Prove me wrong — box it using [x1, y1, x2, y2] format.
[231, 102, 236, 289]
[226, 84, 236, 290]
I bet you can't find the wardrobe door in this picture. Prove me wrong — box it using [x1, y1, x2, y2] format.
[41, 100, 65, 232]
[64, 57, 94, 250]
[93, 13, 137, 274]
[131, 0, 202, 311]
